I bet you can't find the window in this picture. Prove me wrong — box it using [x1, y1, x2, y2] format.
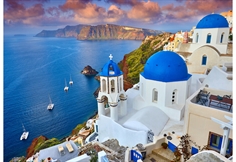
[153, 89, 158, 102]
[111, 80, 115, 93]
[209, 132, 233, 155]
[220, 33, 224, 43]
[202, 55, 207, 65]
[211, 134, 221, 148]
[206, 34, 211, 43]
[196, 33, 199, 43]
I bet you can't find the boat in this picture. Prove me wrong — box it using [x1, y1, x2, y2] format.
[47, 95, 54, 110]
[64, 79, 69, 91]
[69, 75, 73, 85]
[20, 123, 29, 140]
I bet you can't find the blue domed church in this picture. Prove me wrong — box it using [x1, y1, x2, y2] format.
[95, 51, 192, 147]
[175, 13, 231, 75]
[139, 51, 192, 121]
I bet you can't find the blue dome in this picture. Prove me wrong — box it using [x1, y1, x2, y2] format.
[141, 51, 191, 82]
[196, 14, 228, 29]
[100, 60, 123, 77]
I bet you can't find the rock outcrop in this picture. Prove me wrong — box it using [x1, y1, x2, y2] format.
[35, 24, 163, 40]
[81, 65, 98, 76]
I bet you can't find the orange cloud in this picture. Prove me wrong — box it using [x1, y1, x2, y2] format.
[73, 2, 106, 23]
[104, 5, 125, 23]
[59, 0, 89, 11]
[127, 1, 161, 22]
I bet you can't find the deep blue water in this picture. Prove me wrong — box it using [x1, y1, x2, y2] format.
[3, 35, 141, 162]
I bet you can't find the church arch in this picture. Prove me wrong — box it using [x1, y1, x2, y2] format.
[110, 79, 115, 93]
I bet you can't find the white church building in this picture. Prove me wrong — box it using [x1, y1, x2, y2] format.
[95, 51, 192, 147]
[175, 13, 232, 74]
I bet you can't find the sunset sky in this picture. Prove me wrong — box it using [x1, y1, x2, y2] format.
[3, 0, 233, 35]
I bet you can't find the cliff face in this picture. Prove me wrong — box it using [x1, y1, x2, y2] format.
[26, 135, 48, 159]
[118, 33, 172, 84]
[35, 25, 86, 37]
[26, 136, 61, 159]
[35, 24, 163, 40]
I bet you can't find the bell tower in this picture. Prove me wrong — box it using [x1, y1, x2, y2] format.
[97, 54, 127, 121]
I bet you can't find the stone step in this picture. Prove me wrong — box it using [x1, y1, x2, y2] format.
[152, 148, 175, 161]
[144, 153, 170, 162]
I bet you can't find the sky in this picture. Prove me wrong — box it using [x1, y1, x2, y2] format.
[3, 0, 233, 35]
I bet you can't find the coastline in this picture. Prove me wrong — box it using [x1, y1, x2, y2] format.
[11, 110, 99, 161]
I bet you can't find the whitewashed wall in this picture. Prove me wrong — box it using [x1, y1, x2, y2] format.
[97, 115, 147, 147]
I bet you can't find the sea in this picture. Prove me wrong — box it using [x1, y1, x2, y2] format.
[3, 35, 142, 162]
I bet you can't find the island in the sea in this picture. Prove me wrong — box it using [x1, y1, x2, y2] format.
[81, 65, 98, 76]
[35, 24, 163, 40]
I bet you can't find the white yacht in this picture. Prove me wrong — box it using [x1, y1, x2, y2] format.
[47, 95, 54, 110]
[20, 124, 29, 140]
[69, 75, 73, 85]
[64, 79, 69, 91]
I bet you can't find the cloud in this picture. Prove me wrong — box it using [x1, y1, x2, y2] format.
[59, 0, 92, 11]
[3, 0, 233, 32]
[161, 0, 232, 23]
[46, 7, 61, 17]
[59, 0, 126, 24]
[4, 1, 45, 20]
[185, 0, 232, 14]
[104, 5, 125, 23]
[71, 2, 106, 23]
[127, 1, 161, 22]
[103, 0, 139, 6]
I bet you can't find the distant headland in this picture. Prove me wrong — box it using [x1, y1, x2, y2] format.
[35, 24, 164, 40]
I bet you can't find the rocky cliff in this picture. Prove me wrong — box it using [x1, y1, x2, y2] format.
[26, 135, 61, 159]
[118, 33, 172, 84]
[35, 24, 163, 40]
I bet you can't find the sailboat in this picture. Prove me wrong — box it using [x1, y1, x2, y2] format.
[64, 79, 69, 91]
[69, 75, 73, 85]
[20, 123, 29, 140]
[47, 95, 54, 110]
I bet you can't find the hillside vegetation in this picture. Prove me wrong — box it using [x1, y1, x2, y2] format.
[118, 32, 172, 84]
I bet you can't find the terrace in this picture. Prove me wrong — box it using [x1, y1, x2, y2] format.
[191, 88, 233, 113]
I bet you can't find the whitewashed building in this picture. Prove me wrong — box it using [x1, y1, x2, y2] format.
[95, 51, 192, 147]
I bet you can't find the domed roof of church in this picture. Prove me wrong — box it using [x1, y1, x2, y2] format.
[141, 51, 191, 82]
[196, 14, 229, 29]
[100, 54, 123, 77]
